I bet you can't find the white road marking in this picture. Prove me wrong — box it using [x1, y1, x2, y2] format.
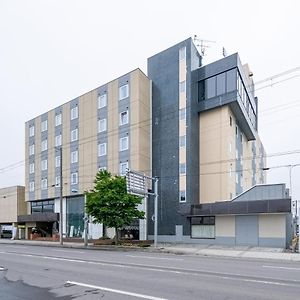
[126, 255, 184, 261]
[263, 265, 300, 271]
[52, 249, 85, 254]
[66, 280, 168, 300]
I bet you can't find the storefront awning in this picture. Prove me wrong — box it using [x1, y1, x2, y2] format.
[18, 213, 59, 223]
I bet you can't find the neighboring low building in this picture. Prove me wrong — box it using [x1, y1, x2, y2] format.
[0, 186, 26, 239]
[188, 184, 292, 248]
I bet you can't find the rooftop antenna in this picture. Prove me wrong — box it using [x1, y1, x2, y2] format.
[222, 47, 228, 58]
[193, 35, 216, 56]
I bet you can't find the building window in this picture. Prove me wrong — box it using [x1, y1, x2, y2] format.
[71, 106, 78, 120]
[31, 200, 54, 214]
[41, 159, 47, 171]
[230, 116, 232, 126]
[191, 216, 215, 239]
[119, 136, 129, 151]
[179, 163, 186, 174]
[55, 113, 62, 126]
[179, 81, 186, 93]
[71, 150, 78, 163]
[179, 135, 186, 148]
[98, 118, 107, 133]
[179, 108, 186, 121]
[179, 47, 186, 60]
[119, 110, 129, 125]
[71, 172, 78, 185]
[236, 125, 238, 136]
[29, 181, 35, 192]
[179, 190, 186, 203]
[41, 178, 48, 190]
[216, 72, 226, 96]
[98, 143, 107, 156]
[55, 176, 60, 187]
[41, 120, 48, 132]
[29, 144, 35, 156]
[98, 94, 107, 109]
[205, 76, 216, 99]
[236, 173, 239, 183]
[55, 156, 60, 168]
[29, 125, 35, 137]
[119, 162, 128, 176]
[71, 128, 78, 142]
[29, 163, 35, 174]
[229, 142, 232, 153]
[119, 84, 129, 100]
[55, 134, 62, 147]
[41, 139, 48, 152]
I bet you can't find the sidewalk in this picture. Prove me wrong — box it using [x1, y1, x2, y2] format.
[1, 239, 300, 262]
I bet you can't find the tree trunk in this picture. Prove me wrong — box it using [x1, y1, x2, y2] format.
[114, 227, 119, 245]
[103, 224, 107, 238]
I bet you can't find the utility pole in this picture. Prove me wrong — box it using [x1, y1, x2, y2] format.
[154, 177, 158, 248]
[84, 194, 88, 247]
[59, 147, 63, 246]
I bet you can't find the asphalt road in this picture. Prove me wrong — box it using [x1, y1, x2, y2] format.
[0, 244, 300, 300]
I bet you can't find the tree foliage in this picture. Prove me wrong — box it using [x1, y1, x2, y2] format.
[85, 170, 144, 242]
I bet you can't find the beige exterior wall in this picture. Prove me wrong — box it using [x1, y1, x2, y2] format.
[130, 70, 151, 174]
[25, 123, 29, 201]
[199, 106, 236, 203]
[62, 102, 71, 196]
[0, 186, 25, 223]
[78, 90, 98, 193]
[259, 214, 286, 238]
[107, 79, 119, 174]
[216, 215, 235, 237]
[34, 116, 41, 200]
[47, 110, 55, 198]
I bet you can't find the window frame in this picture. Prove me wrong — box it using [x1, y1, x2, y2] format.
[70, 128, 78, 142]
[71, 172, 78, 185]
[55, 134, 62, 147]
[29, 162, 35, 174]
[119, 136, 129, 151]
[119, 110, 129, 126]
[29, 181, 35, 192]
[98, 94, 107, 109]
[41, 178, 48, 190]
[29, 125, 35, 137]
[41, 139, 48, 152]
[119, 84, 129, 100]
[179, 163, 186, 175]
[98, 143, 107, 157]
[41, 159, 48, 171]
[29, 144, 35, 156]
[70, 106, 78, 120]
[71, 150, 78, 164]
[55, 156, 60, 168]
[119, 162, 128, 176]
[41, 120, 48, 132]
[55, 113, 62, 126]
[98, 118, 107, 133]
[179, 190, 186, 203]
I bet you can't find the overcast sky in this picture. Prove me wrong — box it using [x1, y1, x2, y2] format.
[0, 0, 300, 200]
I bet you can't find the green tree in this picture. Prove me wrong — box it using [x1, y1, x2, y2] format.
[85, 170, 144, 244]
